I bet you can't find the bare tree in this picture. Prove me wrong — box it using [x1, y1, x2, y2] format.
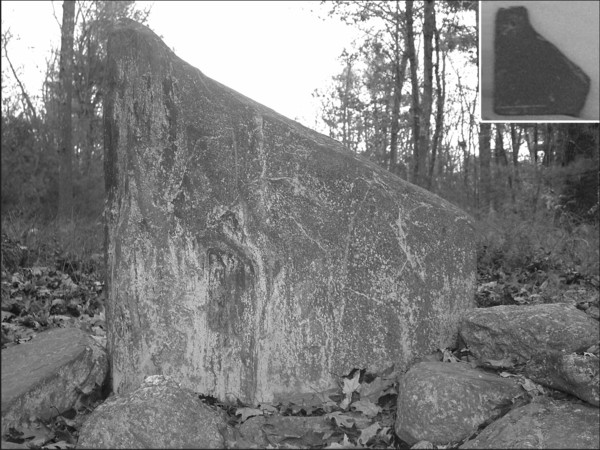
[478, 122, 492, 214]
[405, 0, 421, 185]
[388, 0, 408, 175]
[428, 18, 446, 190]
[57, 0, 76, 222]
[418, 0, 435, 187]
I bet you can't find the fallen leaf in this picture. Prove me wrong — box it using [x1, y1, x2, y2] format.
[258, 404, 278, 414]
[326, 433, 356, 449]
[339, 396, 351, 410]
[441, 348, 460, 363]
[377, 427, 392, 444]
[235, 407, 263, 422]
[359, 377, 389, 403]
[325, 411, 355, 428]
[482, 357, 515, 369]
[351, 399, 381, 418]
[519, 377, 546, 396]
[342, 371, 361, 396]
[358, 422, 380, 445]
[499, 371, 516, 378]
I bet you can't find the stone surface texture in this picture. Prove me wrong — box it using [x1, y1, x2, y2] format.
[104, 19, 476, 403]
[394, 361, 523, 445]
[460, 397, 600, 449]
[1, 327, 107, 435]
[525, 352, 599, 407]
[77, 375, 226, 449]
[459, 303, 598, 364]
[238, 415, 333, 448]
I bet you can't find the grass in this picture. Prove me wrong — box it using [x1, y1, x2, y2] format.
[1, 211, 105, 276]
[475, 207, 599, 288]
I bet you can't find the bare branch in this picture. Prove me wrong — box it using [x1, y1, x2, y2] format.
[1, 29, 39, 124]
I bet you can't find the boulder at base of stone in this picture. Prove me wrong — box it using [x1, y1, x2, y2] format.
[104, 19, 475, 403]
[395, 361, 524, 445]
[77, 375, 226, 449]
[1, 327, 107, 435]
[237, 415, 334, 448]
[460, 303, 598, 364]
[460, 397, 600, 449]
[525, 351, 599, 407]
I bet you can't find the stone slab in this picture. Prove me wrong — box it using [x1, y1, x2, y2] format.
[395, 362, 523, 445]
[460, 397, 600, 449]
[525, 351, 599, 407]
[1, 327, 108, 435]
[459, 303, 598, 364]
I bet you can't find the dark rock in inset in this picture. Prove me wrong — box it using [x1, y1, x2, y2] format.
[494, 6, 590, 117]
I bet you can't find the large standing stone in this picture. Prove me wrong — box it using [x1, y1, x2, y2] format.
[104, 19, 476, 403]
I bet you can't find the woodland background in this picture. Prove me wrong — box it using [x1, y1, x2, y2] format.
[1, 0, 598, 304]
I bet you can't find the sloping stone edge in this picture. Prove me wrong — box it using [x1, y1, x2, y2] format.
[1, 332, 108, 434]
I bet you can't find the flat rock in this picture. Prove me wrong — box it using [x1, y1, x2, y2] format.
[1, 326, 107, 435]
[104, 19, 476, 403]
[460, 397, 600, 449]
[237, 415, 333, 448]
[494, 6, 590, 117]
[395, 361, 523, 445]
[459, 303, 598, 364]
[77, 375, 226, 449]
[525, 351, 599, 407]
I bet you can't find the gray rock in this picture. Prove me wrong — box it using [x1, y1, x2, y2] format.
[1, 327, 107, 435]
[104, 19, 476, 403]
[395, 361, 523, 445]
[77, 375, 226, 449]
[525, 351, 599, 407]
[237, 415, 333, 448]
[460, 397, 600, 448]
[459, 303, 598, 364]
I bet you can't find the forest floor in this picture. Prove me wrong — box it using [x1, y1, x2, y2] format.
[1, 212, 598, 449]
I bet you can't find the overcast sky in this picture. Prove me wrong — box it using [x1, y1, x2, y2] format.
[1, 1, 359, 132]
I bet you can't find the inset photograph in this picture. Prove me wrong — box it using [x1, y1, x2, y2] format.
[480, 1, 599, 121]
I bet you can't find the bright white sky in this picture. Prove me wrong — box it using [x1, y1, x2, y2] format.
[1, 1, 359, 132]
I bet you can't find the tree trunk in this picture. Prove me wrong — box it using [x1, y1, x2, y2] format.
[388, 1, 408, 176]
[479, 123, 492, 214]
[57, 0, 76, 222]
[428, 12, 445, 190]
[494, 124, 508, 211]
[419, 0, 435, 188]
[405, 0, 421, 186]
[510, 124, 521, 205]
[543, 123, 553, 166]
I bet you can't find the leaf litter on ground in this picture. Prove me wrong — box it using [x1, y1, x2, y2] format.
[2, 224, 598, 449]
